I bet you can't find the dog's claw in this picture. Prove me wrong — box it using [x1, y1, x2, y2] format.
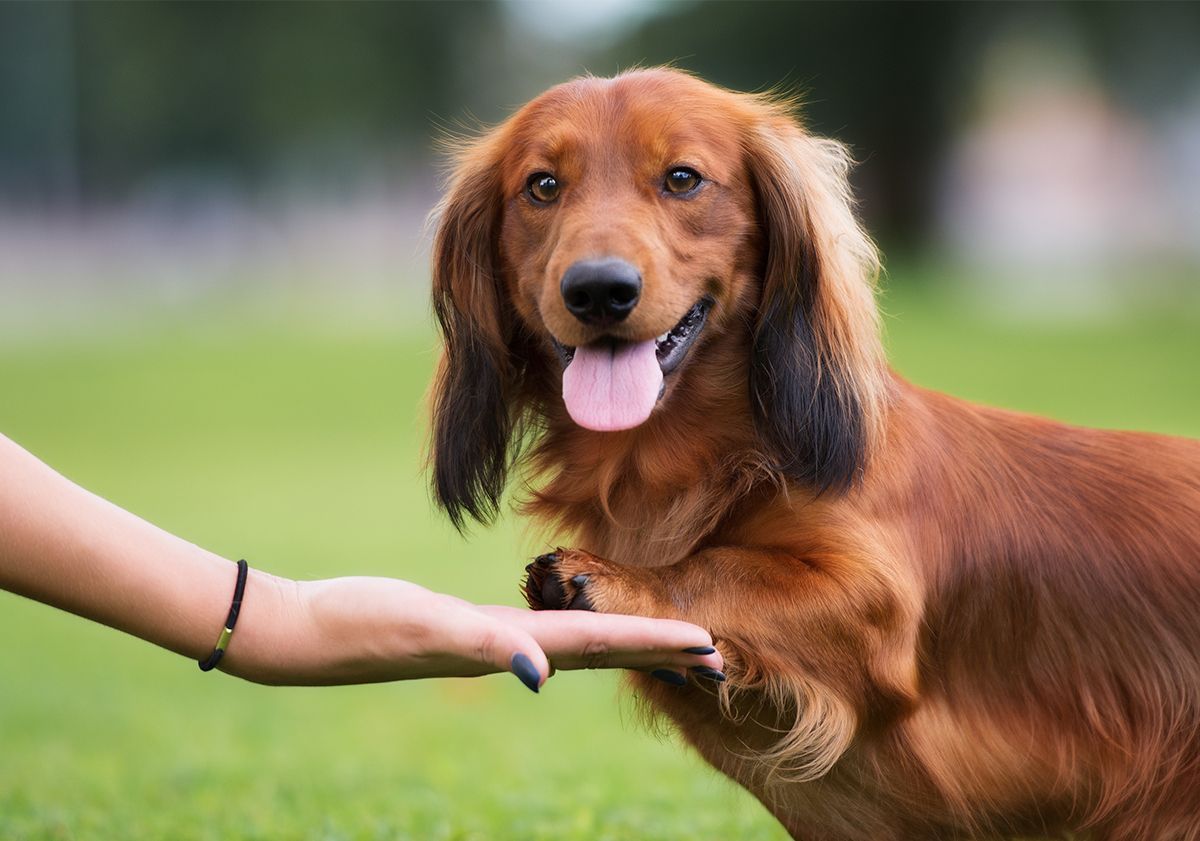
[535, 552, 559, 567]
[569, 585, 594, 611]
[567, 573, 594, 610]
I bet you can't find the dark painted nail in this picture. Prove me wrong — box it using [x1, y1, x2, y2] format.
[682, 646, 716, 655]
[510, 653, 540, 694]
[570, 574, 589, 587]
[691, 666, 727, 682]
[651, 669, 687, 687]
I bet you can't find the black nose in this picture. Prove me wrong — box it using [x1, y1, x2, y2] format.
[560, 258, 642, 326]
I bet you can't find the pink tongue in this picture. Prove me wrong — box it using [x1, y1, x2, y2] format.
[562, 340, 663, 431]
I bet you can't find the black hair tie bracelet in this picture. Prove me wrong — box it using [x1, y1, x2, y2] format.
[198, 559, 249, 672]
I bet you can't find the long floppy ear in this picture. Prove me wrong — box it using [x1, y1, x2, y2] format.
[428, 135, 520, 529]
[745, 112, 889, 492]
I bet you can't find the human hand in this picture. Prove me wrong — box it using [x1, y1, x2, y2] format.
[229, 575, 722, 690]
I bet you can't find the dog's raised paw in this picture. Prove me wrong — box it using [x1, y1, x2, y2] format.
[523, 549, 596, 611]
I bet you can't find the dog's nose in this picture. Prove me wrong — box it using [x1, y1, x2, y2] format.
[560, 258, 642, 326]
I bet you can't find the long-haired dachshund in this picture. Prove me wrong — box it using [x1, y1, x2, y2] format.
[427, 68, 1200, 840]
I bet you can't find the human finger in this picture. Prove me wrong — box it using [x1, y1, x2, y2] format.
[473, 607, 723, 673]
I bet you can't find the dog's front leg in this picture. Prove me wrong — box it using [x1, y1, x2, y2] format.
[522, 545, 917, 712]
[523, 545, 922, 839]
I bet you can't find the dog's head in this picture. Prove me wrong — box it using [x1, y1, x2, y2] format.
[430, 68, 886, 527]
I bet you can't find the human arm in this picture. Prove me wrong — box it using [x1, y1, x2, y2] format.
[0, 433, 721, 689]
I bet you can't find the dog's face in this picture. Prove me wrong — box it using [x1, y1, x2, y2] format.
[430, 68, 886, 526]
[494, 74, 762, 430]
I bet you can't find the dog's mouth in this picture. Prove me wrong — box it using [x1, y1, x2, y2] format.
[552, 297, 713, 432]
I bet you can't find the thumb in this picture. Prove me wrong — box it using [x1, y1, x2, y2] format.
[468, 615, 551, 694]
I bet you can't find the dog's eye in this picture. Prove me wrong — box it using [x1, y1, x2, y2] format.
[526, 172, 560, 204]
[664, 167, 702, 195]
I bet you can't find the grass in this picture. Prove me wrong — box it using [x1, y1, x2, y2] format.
[0, 281, 1196, 840]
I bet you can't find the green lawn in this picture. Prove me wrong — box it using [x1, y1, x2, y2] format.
[0, 282, 1196, 840]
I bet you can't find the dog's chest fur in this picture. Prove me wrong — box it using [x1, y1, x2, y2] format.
[531, 436, 782, 568]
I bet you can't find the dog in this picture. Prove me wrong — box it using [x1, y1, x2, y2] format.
[427, 68, 1200, 840]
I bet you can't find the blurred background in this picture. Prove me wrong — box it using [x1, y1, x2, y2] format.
[1, 2, 1197, 839]
[4, 0, 1200, 331]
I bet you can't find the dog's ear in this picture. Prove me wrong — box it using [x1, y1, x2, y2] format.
[428, 135, 520, 529]
[745, 113, 888, 492]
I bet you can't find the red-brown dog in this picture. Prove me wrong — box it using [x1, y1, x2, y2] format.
[428, 68, 1200, 840]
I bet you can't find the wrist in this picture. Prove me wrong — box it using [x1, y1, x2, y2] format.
[215, 567, 298, 684]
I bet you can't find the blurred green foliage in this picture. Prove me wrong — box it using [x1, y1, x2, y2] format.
[0, 278, 1196, 839]
[4, 0, 1198, 242]
[607, 1, 1200, 242]
[0, 1, 507, 197]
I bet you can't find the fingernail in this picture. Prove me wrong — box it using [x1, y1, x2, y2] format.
[570, 574, 589, 587]
[510, 653, 540, 694]
[651, 669, 687, 687]
[682, 646, 716, 655]
[691, 666, 727, 682]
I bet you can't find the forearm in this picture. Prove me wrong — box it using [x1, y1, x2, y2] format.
[0, 432, 293, 679]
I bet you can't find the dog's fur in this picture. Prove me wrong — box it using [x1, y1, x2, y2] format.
[428, 68, 1200, 840]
